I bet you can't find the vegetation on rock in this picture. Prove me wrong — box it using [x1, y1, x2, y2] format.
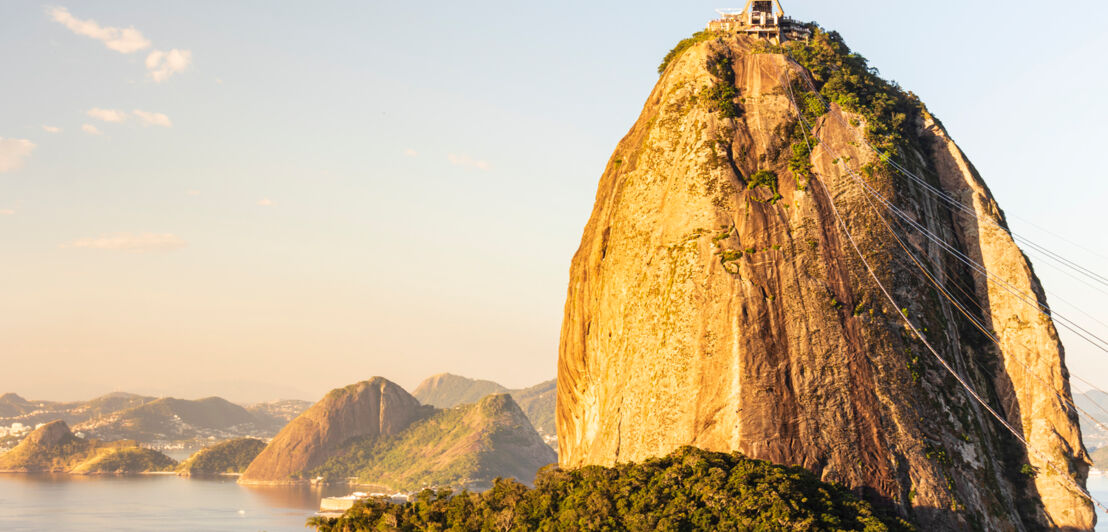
[783, 26, 922, 160]
[308, 446, 911, 532]
[657, 31, 717, 75]
[701, 53, 741, 119]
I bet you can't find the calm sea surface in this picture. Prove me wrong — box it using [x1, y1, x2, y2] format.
[0, 473, 350, 531]
[0, 473, 1105, 531]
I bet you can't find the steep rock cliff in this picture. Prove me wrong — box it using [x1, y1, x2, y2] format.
[240, 377, 431, 484]
[558, 30, 1092, 530]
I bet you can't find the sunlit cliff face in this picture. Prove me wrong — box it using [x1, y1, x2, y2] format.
[557, 33, 1093, 530]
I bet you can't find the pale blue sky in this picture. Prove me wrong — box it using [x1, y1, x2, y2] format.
[1, 1, 1106, 402]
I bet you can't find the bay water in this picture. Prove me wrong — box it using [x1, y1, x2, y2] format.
[0, 473, 349, 531]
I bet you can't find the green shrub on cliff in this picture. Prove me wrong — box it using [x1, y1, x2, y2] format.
[702, 54, 741, 119]
[308, 446, 912, 531]
[658, 31, 717, 75]
[748, 169, 777, 190]
[784, 27, 921, 158]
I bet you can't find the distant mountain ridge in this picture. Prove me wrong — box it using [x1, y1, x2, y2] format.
[0, 393, 311, 450]
[412, 374, 508, 408]
[241, 377, 555, 491]
[73, 396, 286, 445]
[411, 374, 556, 448]
[1091, 447, 1108, 471]
[0, 392, 153, 427]
[313, 393, 556, 491]
[1075, 390, 1108, 450]
[241, 377, 432, 485]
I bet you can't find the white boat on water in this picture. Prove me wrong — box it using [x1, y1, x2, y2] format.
[319, 492, 368, 512]
[319, 491, 412, 512]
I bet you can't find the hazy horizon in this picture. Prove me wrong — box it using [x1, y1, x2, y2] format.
[3, 0, 1107, 403]
[0, 371, 554, 405]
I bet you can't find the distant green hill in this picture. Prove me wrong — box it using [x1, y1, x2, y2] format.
[177, 437, 266, 476]
[241, 378, 434, 485]
[412, 374, 508, 408]
[0, 393, 44, 418]
[308, 446, 911, 532]
[509, 379, 555, 440]
[0, 420, 94, 472]
[312, 394, 557, 492]
[242, 378, 555, 491]
[0, 392, 153, 427]
[1090, 446, 1108, 470]
[70, 446, 176, 474]
[0, 420, 175, 474]
[0, 393, 309, 450]
[1076, 391, 1108, 449]
[411, 374, 557, 448]
[75, 397, 273, 443]
[246, 400, 313, 429]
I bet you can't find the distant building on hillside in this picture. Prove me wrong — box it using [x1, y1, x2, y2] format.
[707, 1, 810, 43]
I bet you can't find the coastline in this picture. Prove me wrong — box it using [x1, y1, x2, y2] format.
[177, 472, 242, 478]
[0, 469, 230, 478]
[238, 477, 394, 492]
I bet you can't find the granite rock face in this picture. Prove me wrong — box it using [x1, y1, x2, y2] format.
[557, 34, 1093, 530]
[240, 377, 431, 484]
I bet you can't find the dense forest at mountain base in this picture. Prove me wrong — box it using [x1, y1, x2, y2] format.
[307, 446, 911, 532]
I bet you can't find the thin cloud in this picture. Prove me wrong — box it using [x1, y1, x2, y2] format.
[63, 233, 186, 252]
[42, 125, 62, 134]
[146, 49, 192, 82]
[81, 124, 103, 135]
[404, 148, 418, 157]
[87, 108, 127, 123]
[0, 138, 36, 173]
[48, 7, 151, 54]
[185, 190, 200, 196]
[257, 198, 273, 206]
[448, 153, 490, 170]
[133, 109, 171, 127]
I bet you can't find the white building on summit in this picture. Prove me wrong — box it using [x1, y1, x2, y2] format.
[707, 1, 811, 43]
